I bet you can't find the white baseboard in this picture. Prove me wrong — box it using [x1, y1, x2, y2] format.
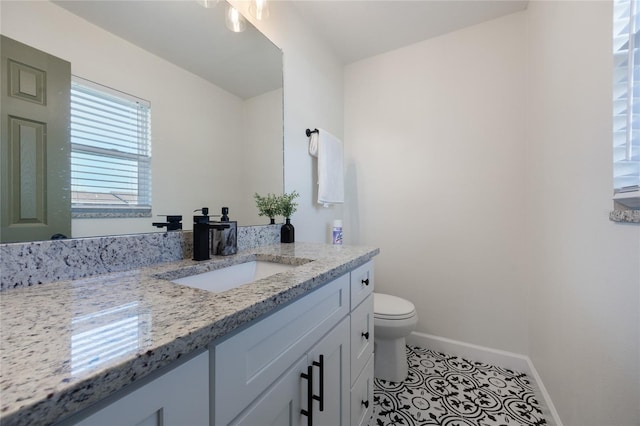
[406, 331, 563, 426]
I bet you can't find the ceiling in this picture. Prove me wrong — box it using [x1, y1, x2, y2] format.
[52, 0, 529, 95]
[53, 0, 282, 99]
[291, 0, 529, 64]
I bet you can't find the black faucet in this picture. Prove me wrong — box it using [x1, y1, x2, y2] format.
[193, 207, 230, 261]
[152, 215, 183, 231]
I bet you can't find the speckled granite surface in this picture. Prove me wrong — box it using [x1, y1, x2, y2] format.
[0, 225, 280, 291]
[0, 242, 379, 426]
[237, 224, 280, 250]
[609, 209, 640, 223]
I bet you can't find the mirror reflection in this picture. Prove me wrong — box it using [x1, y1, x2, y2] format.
[0, 0, 283, 243]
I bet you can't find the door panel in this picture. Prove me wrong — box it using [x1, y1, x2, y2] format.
[8, 59, 46, 105]
[8, 116, 47, 226]
[1, 35, 71, 242]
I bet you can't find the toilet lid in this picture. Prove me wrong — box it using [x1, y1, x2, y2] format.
[374, 293, 416, 320]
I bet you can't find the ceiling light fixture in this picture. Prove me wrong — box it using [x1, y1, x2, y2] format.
[248, 0, 269, 21]
[196, 0, 219, 8]
[225, 4, 246, 32]
[225, 5, 247, 33]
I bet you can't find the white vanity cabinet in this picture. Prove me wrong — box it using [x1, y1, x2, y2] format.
[213, 260, 376, 426]
[72, 351, 209, 426]
[65, 259, 376, 426]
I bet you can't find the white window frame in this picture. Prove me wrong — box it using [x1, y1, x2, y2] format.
[70, 77, 152, 218]
[613, 0, 640, 209]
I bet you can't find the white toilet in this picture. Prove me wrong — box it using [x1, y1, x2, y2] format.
[373, 292, 418, 382]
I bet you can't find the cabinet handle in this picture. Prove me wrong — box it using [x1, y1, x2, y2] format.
[312, 355, 324, 411]
[300, 365, 314, 426]
[361, 400, 369, 408]
[361, 278, 370, 286]
[361, 331, 369, 340]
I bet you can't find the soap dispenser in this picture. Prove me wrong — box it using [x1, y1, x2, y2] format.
[211, 207, 237, 256]
[193, 207, 211, 261]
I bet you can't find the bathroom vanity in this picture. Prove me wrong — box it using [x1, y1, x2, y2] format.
[0, 242, 378, 426]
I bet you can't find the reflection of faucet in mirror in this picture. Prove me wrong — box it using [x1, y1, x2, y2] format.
[193, 208, 231, 261]
[152, 215, 183, 231]
[211, 207, 238, 256]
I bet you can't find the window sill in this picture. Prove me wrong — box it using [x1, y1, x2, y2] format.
[609, 209, 640, 223]
[611, 191, 640, 223]
[72, 207, 152, 219]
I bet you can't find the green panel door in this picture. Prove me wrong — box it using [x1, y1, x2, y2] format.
[1, 35, 71, 243]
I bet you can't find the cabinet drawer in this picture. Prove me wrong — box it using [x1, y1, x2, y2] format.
[350, 293, 374, 386]
[213, 274, 350, 426]
[350, 354, 374, 426]
[350, 260, 374, 309]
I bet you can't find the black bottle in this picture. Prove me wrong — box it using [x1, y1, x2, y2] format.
[281, 218, 294, 243]
[193, 207, 211, 261]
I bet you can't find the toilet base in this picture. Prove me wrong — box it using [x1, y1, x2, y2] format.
[374, 336, 408, 383]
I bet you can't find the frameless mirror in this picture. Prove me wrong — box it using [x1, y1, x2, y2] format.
[0, 0, 283, 243]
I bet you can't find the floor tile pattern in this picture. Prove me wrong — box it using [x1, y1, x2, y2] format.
[374, 346, 547, 426]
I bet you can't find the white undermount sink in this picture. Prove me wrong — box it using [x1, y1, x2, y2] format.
[171, 261, 296, 293]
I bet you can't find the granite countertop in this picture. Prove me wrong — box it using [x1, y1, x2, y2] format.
[0, 242, 379, 426]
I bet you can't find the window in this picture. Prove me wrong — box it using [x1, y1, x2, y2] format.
[613, 0, 640, 209]
[70, 77, 151, 217]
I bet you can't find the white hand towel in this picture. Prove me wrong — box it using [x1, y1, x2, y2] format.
[309, 128, 344, 206]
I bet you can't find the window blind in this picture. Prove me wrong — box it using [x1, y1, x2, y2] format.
[70, 77, 151, 214]
[613, 0, 640, 194]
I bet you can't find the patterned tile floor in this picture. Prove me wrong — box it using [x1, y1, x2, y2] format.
[373, 346, 547, 426]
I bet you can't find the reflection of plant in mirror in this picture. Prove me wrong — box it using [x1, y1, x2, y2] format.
[278, 190, 299, 219]
[254, 193, 280, 223]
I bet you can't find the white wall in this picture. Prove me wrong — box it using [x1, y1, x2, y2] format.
[526, 1, 640, 425]
[231, 0, 345, 243]
[1, 1, 282, 236]
[344, 12, 529, 354]
[344, 2, 639, 424]
[239, 88, 284, 224]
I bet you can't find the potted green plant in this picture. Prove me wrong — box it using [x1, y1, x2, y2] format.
[278, 190, 299, 243]
[254, 193, 280, 224]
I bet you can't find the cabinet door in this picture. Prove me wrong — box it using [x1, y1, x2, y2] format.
[307, 317, 350, 426]
[74, 352, 209, 426]
[230, 357, 306, 426]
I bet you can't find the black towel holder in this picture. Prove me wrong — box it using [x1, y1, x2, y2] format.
[306, 128, 319, 137]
